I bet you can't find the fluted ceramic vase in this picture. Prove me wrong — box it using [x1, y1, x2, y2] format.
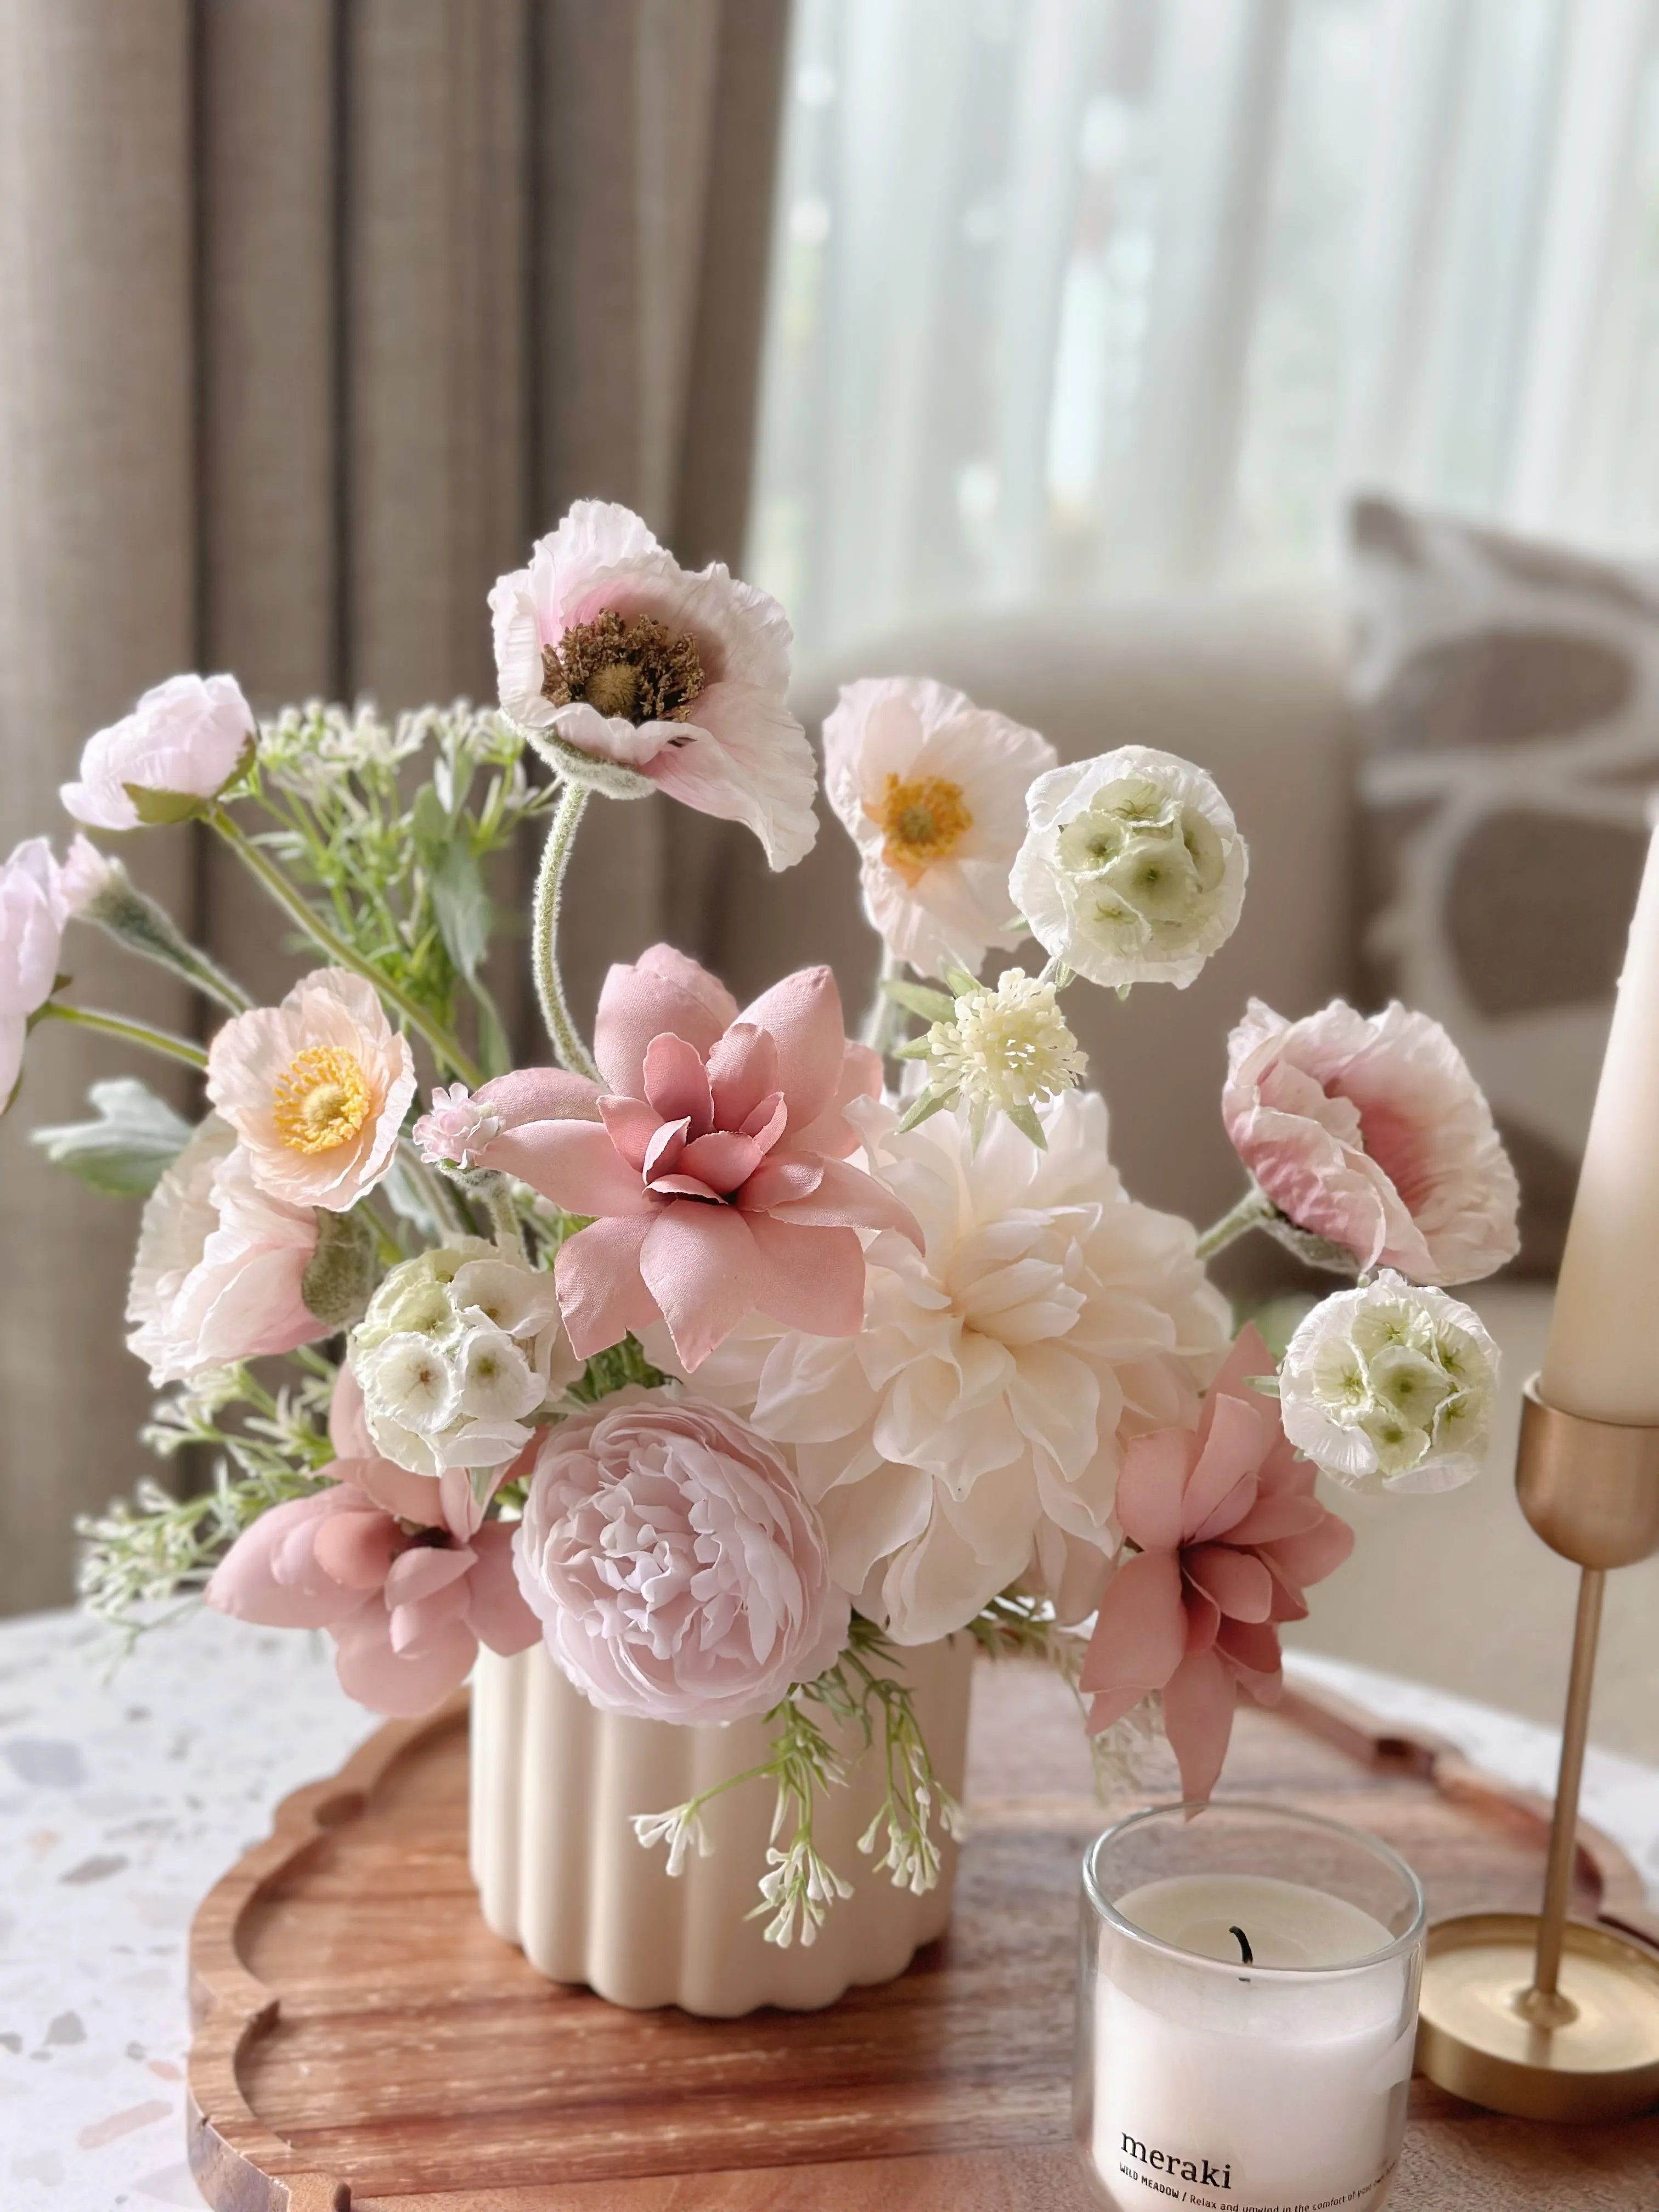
[469, 1633, 975, 2017]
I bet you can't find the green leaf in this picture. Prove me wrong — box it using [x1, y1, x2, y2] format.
[30, 1078, 193, 1195]
[895, 1088, 953, 1133]
[430, 841, 493, 981]
[1003, 1099, 1048, 1149]
[893, 1036, 934, 1061]
[942, 966, 980, 998]
[473, 978, 514, 1079]
[410, 786, 450, 871]
[881, 979, 957, 1025]
[125, 784, 207, 826]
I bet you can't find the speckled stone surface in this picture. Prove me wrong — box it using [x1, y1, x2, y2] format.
[0, 1610, 1654, 2210]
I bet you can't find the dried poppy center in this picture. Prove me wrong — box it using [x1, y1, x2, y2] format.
[873, 773, 973, 883]
[273, 1045, 372, 1154]
[541, 611, 704, 725]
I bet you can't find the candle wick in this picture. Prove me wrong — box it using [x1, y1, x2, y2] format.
[1229, 1924, 1254, 1966]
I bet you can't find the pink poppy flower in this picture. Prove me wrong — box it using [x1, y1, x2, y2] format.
[60, 672, 253, 830]
[1222, 998, 1519, 1285]
[418, 945, 919, 1370]
[205, 1461, 538, 1718]
[1079, 1325, 1354, 1802]
[489, 501, 818, 870]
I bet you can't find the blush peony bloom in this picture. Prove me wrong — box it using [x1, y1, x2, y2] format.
[0, 837, 78, 1099]
[412, 1081, 503, 1169]
[437, 945, 920, 1372]
[512, 1390, 850, 1724]
[674, 1091, 1232, 1645]
[60, 673, 254, 830]
[1278, 1273, 1499, 1494]
[126, 1120, 326, 1384]
[822, 678, 1056, 977]
[206, 968, 416, 1211]
[489, 501, 818, 870]
[1222, 998, 1520, 1286]
[206, 1468, 539, 1717]
[1011, 747, 1246, 989]
[1079, 1326, 1354, 1801]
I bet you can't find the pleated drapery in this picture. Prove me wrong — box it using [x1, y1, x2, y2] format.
[0, 0, 790, 1611]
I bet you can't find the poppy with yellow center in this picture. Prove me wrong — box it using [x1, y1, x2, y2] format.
[273, 1044, 373, 1155]
[870, 772, 973, 885]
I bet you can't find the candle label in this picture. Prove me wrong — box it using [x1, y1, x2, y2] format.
[1105, 2135, 1397, 2211]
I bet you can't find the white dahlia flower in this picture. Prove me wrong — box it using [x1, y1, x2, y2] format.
[667, 1091, 1230, 1644]
[1279, 1272, 1498, 1493]
[1011, 746, 1246, 989]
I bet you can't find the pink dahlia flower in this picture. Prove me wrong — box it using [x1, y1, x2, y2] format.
[206, 968, 416, 1212]
[424, 945, 919, 1370]
[1079, 1325, 1354, 1802]
[512, 1391, 850, 1723]
[489, 501, 818, 870]
[60, 672, 253, 830]
[206, 1463, 538, 1717]
[1223, 998, 1519, 1286]
[126, 1121, 325, 1384]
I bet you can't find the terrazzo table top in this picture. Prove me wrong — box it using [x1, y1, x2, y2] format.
[1, 1605, 1656, 2210]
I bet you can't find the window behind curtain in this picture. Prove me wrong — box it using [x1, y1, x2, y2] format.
[751, 0, 1659, 660]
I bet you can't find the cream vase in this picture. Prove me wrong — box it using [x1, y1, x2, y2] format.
[470, 1632, 976, 2016]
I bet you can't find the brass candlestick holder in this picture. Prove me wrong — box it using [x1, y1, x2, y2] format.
[1415, 1379, 1659, 2121]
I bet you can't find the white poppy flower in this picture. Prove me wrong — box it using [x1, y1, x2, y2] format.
[1011, 746, 1246, 989]
[1279, 1272, 1498, 1493]
[822, 678, 1056, 977]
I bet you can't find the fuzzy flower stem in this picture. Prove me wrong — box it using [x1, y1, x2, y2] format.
[210, 806, 482, 1086]
[37, 1000, 208, 1071]
[82, 873, 253, 1015]
[531, 781, 601, 1082]
[1195, 1185, 1278, 1262]
[861, 946, 905, 1057]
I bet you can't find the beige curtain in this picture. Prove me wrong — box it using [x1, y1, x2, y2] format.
[0, 0, 790, 1612]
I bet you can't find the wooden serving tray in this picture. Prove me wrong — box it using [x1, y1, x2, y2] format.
[188, 1658, 1659, 2211]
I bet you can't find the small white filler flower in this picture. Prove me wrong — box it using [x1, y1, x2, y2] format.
[1011, 745, 1246, 989]
[1278, 1272, 1499, 1493]
[898, 967, 1087, 1146]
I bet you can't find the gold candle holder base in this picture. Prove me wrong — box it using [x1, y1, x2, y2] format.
[1418, 1915, 1659, 2123]
[1413, 1384, 1659, 2122]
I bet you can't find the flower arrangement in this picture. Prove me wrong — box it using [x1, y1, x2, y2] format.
[6, 500, 1519, 1948]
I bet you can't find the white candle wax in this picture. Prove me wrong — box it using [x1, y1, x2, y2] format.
[1088, 1875, 1415, 2212]
[1542, 817, 1659, 1423]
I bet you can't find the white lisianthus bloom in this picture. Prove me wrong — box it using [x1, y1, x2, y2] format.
[349, 1240, 578, 1479]
[61, 673, 255, 830]
[1011, 746, 1246, 989]
[822, 678, 1056, 977]
[1279, 1272, 1498, 1493]
[663, 1092, 1230, 1644]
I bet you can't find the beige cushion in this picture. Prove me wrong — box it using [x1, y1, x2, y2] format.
[1349, 495, 1659, 1271]
[705, 593, 1352, 1235]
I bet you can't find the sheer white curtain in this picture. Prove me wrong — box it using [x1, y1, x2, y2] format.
[752, 0, 1659, 658]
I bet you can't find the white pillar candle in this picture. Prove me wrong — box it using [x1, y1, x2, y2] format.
[1077, 1810, 1424, 2212]
[1542, 817, 1659, 1424]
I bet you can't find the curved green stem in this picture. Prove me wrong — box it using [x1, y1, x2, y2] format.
[1195, 1185, 1277, 1262]
[210, 807, 482, 1086]
[38, 1001, 207, 1071]
[531, 782, 601, 1081]
[861, 947, 905, 1057]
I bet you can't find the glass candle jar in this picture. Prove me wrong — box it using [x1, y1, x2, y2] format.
[1076, 1802, 1425, 2212]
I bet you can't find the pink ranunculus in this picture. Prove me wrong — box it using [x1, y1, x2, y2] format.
[444, 944, 918, 1370]
[512, 1390, 850, 1724]
[1079, 1326, 1354, 1802]
[205, 1464, 539, 1718]
[60, 673, 254, 830]
[1222, 998, 1520, 1286]
[126, 1121, 326, 1385]
[206, 968, 416, 1212]
[489, 501, 819, 870]
[0, 838, 76, 1099]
